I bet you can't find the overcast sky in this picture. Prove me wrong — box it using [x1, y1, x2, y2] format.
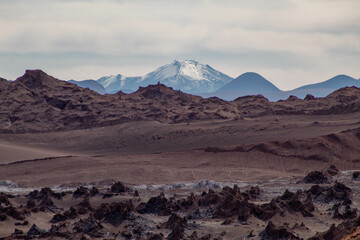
[0, 0, 359, 90]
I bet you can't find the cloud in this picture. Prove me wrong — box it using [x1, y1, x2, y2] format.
[0, 0, 359, 89]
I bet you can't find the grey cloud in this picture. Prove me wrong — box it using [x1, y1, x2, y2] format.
[0, 0, 359, 89]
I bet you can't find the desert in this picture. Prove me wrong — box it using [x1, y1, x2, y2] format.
[1, 70, 360, 239]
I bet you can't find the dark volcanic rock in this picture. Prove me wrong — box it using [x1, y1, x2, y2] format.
[76, 197, 93, 214]
[90, 187, 99, 196]
[1, 206, 25, 220]
[214, 186, 247, 218]
[110, 181, 129, 193]
[51, 207, 78, 223]
[166, 226, 185, 240]
[27, 224, 47, 236]
[252, 200, 279, 221]
[136, 192, 172, 215]
[15, 220, 29, 226]
[0, 192, 11, 205]
[327, 165, 339, 176]
[237, 199, 257, 221]
[260, 221, 300, 240]
[307, 182, 352, 204]
[73, 186, 89, 199]
[308, 218, 360, 240]
[244, 186, 261, 200]
[352, 171, 360, 180]
[73, 215, 103, 237]
[165, 213, 187, 230]
[26, 187, 64, 212]
[48, 222, 71, 236]
[243, 189, 314, 221]
[0, 213, 7, 221]
[276, 190, 315, 217]
[94, 200, 134, 226]
[221, 219, 233, 225]
[148, 233, 164, 240]
[27, 187, 64, 200]
[304, 170, 330, 184]
[12, 228, 24, 235]
[192, 186, 313, 222]
[332, 204, 357, 220]
[198, 189, 221, 207]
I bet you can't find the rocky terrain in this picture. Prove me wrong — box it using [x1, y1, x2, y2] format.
[1, 167, 360, 239]
[2, 70, 360, 239]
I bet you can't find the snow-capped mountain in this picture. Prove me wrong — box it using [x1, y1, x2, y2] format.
[97, 75, 141, 94]
[96, 60, 233, 94]
[141, 60, 233, 93]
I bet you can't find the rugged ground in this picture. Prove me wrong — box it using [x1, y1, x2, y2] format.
[1, 168, 360, 240]
[1, 70, 360, 239]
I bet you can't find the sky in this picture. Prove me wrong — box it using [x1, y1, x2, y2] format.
[0, 0, 359, 90]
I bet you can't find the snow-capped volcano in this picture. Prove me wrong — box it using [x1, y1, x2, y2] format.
[145, 60, 222, 81]
[96, 60, 233, 94]
[141, 60, 233, 93]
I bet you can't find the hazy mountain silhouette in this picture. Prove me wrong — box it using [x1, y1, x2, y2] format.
[202, 73, 360, 101]
[204, 72, 284, 101]
[68, 80, 106, 94]
[287, 75, 360, 99]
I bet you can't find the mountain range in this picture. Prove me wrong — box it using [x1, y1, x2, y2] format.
[33, 60, 360, 101]
[3, 69, 360, 134]
[205, 73, 360, 101]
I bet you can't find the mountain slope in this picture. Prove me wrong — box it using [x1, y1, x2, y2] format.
[68, 79, 106, 94]
[213, 72, 284, 101]
[97, 74, 142, 94]
[287, 75, 360, 99]
[96, 60, 233, 94]
[206, 73, 360, 101]
[140, 60, 233, 93]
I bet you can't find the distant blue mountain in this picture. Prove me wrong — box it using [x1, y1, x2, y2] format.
[202, 73, 360, 101]
[68, 80, 106, 94]
[218, 72, 280, 92]
[287, 75, 360, 99]
[202, 72, 284, 101]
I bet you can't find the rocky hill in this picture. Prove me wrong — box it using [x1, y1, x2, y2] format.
[2, 70, 360, 133]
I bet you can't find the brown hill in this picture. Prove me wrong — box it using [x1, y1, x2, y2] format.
[0, 70, 237, 133]
[2, 70, 360, 133]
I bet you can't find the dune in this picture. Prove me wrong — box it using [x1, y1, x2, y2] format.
[0, 141, 69, 165]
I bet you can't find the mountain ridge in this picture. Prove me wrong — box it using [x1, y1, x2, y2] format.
[88, 60, 359, 101]
[2, 69, 360, 133]
[3, 64, 359, 102]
